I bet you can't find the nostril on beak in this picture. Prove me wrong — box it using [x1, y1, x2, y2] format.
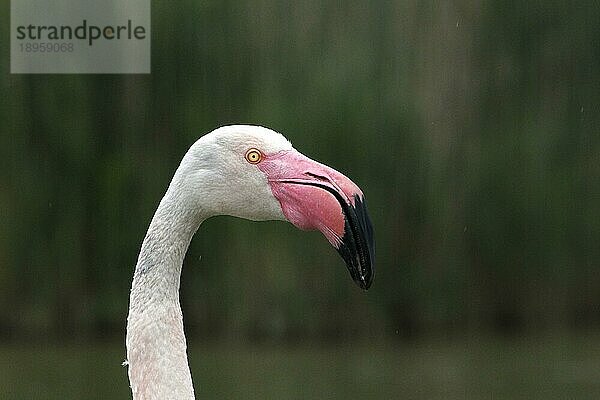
[304, 172, 330, 182]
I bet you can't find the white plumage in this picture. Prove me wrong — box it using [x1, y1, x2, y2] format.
[125, 125, 374, 399]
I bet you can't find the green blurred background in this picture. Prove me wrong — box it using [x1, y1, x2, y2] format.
[1, 1, 600, 399]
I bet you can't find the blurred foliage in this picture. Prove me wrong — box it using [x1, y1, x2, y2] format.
[0, 1, 599, 343]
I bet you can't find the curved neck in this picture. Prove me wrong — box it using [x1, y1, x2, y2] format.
[126, 188, 206, 400]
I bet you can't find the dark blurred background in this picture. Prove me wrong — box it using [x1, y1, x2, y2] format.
[1, 1, 599, 399]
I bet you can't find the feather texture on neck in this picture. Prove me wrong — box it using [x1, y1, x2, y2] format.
[126, 177, 206, 400]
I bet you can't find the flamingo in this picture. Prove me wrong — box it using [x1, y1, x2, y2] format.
[126, 125, 374, 399]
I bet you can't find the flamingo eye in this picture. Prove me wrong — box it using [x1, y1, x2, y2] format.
[245, 148, 263, 164]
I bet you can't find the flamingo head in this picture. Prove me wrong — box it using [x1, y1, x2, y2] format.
[180, 125, 375, 290]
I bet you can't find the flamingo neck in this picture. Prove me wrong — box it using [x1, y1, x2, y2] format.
[126, 188, 206, 400]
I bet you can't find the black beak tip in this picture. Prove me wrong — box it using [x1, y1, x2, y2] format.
[355, 272, 373, 291]
[336, 195, 375, 291]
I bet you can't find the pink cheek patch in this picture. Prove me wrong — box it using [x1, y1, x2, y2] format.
[268, 181, 345, 246]
[257, 150, 353, 247]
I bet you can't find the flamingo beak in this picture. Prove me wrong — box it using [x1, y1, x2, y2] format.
[259, 150, 375, 290]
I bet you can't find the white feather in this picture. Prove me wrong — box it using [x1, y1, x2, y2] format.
[126, 125, 294, 400]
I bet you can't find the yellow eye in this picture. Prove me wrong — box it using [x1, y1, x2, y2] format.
[245, 148, 263, 164]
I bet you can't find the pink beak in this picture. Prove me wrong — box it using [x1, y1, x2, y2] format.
[259, 150, 375, 290]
